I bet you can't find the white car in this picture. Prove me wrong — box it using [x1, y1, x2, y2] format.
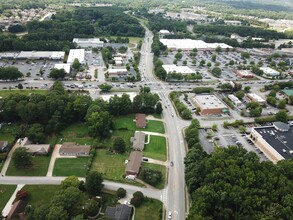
[168, 211, 172, 219]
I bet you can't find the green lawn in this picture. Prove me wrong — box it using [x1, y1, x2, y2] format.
[135, 199, 163, 220]
[22, 185, 61, 207]
[140, 163, 166, 189]
[100, 189, 119, 212]
[0, 124, 21, 143]
[53, 157, 90, 177]
[92, 149, 127, 182]
[0, 185, 16, 211]
[144, 136, 166, 161]
[6, 155, 51, 176]
[113, 114, 165, 134]
[0, 89, 48, 98]
[58, 123, 94, 145]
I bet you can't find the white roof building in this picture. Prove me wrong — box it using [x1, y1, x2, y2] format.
[159, 30, 170, 34]
[162, 65, 194, 75]
[159, 39, 232, 51]
[247, 93, 266, 104]
[67, 49, 85, 64]
[228, 94, 242, 106]
[108, 68, 128, 78]
[260, 67, 280, 77]
[54, 63, 71, 74]
[17, 51, 65, 60]
[224, 20, 241, 26]
[73, 38, 104, 48]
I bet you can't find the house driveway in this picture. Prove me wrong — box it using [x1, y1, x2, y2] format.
[2, 184, 24, 216]
[1, 141, 21, 176]
[146, 115, 163, 122]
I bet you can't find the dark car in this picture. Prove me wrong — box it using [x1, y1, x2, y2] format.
[142, 158, 148, 162]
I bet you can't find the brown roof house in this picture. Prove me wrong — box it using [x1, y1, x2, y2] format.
[135, 113, 146, 128]
[125, 151, 143, 177]
[6, 200, 27, 220]
[105, 204, 133, 220]
[19, 137, 50, 155]
[59, 142, 91, 156]
[130, 131, 145, 151]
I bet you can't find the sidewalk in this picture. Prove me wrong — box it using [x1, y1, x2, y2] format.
[2, 184, 24, 216]
[46, 144, 61, 176]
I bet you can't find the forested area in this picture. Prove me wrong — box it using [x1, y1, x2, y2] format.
[0, 82, 161, 140]
[0, 7, 144, 52]
[185, 120, 293, 220]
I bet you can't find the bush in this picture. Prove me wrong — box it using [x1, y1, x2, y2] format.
[130, 191, 144, 207]
[16, 189, 29, 200]
[140, 168, 162, 186]
[116, 188, 127, 198]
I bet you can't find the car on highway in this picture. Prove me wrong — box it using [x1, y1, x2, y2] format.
[168, 211, 172, 219]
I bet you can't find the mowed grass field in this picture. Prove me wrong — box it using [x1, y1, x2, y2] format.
[140, 163, 167, 189]
[53, 157, 90, 177]
[0, 185, 16, 211]
[0, 89, 48, 98]
[58, 123, 94, 145]
[113, 114, 165, 134]
[135, 199, 163, 220]
[91, 149, 127, 182]
[6, 155, 51, 176]
[22, 185, 61, 207]
[144, 135, 167, 161]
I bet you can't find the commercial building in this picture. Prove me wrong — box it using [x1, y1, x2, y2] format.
[159, 29, 170, 38]
[192, 95, 228, 115]
[162, 65, 195, 75]
[105, 204, 133, 220]
[246, 93, 266, 105]
[282, 89, 293, 97]
[54, 63, 71, 74]
[228, 94, 243, 107]
[59, 142, 91, 156]
[159, 39, 232, 51]
[114, 56, 123, 66]
[224, 20, 242, 26]
[17, 51, 65, 60]
[73, 38, 104, 48]
[108, 68, 128, 78]
[125, 151, 143, 176]
[67, 49, 85, 64]
[234, 70, 254, 78]
[131, 131, 146, 151]
[260, 67, 280, 78]
[250, 122, 293, 163]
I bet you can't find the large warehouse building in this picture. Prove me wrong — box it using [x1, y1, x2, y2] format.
[260, 67, 280, 78]
[162, 65, 195, 75]
[159, 39, 232, 51]
[17, 51, 65, 60]
[250, 122, 293, 163]
[192, 94, 228, 115]
[67, 49, 85, 64]
[73, 38, 104, 48]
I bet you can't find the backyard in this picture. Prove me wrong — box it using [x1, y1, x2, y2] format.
[113, 114, 165, 134]
[134, 199, 163, 220]
[53, 157, 90, 177]
[6, 155, 51, 176]
[0, 185, 16, 211]
[139, 163, 167, 189]
[144, 135, 167, 161]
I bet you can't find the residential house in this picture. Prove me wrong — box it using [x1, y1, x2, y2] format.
[59, 142, 91, 156]
[130, 131, 145, 151]
[125, 151, 143, 176]
[6, 200, 27, 220]
[19, 137, 50, 155]
[135, 113, 146, 128]
[105, 204, 133, 220]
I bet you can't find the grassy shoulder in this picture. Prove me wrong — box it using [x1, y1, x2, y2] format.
[0, 185, 16, 210]
[6, 155, 51, 176]
[135, 198, 163, 220]
[0, 89, 48, 98]
[144, 136, 166, 161]
[22, 185, 61, 207]
[139, 163, 167, 189]
[53, 157, 90, 177]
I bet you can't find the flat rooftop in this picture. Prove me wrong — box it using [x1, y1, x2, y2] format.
[193, 95, 227, 109]
[73, 38, 103, 44]
[162, 65, 194, 74]
[247, 93, 265, 102]
[254, 126, 293, 159]
[67, 49, 85, 64]
[54, 63, 71, 74]
[17, 51, 65, 59]
[260, 67, 280, 76]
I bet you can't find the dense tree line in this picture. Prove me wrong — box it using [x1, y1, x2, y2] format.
[184, 120, 293, 220]
[146, 14, 187, 33]
[193, 24, 287, 39]
[169, 92, 192, 120]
